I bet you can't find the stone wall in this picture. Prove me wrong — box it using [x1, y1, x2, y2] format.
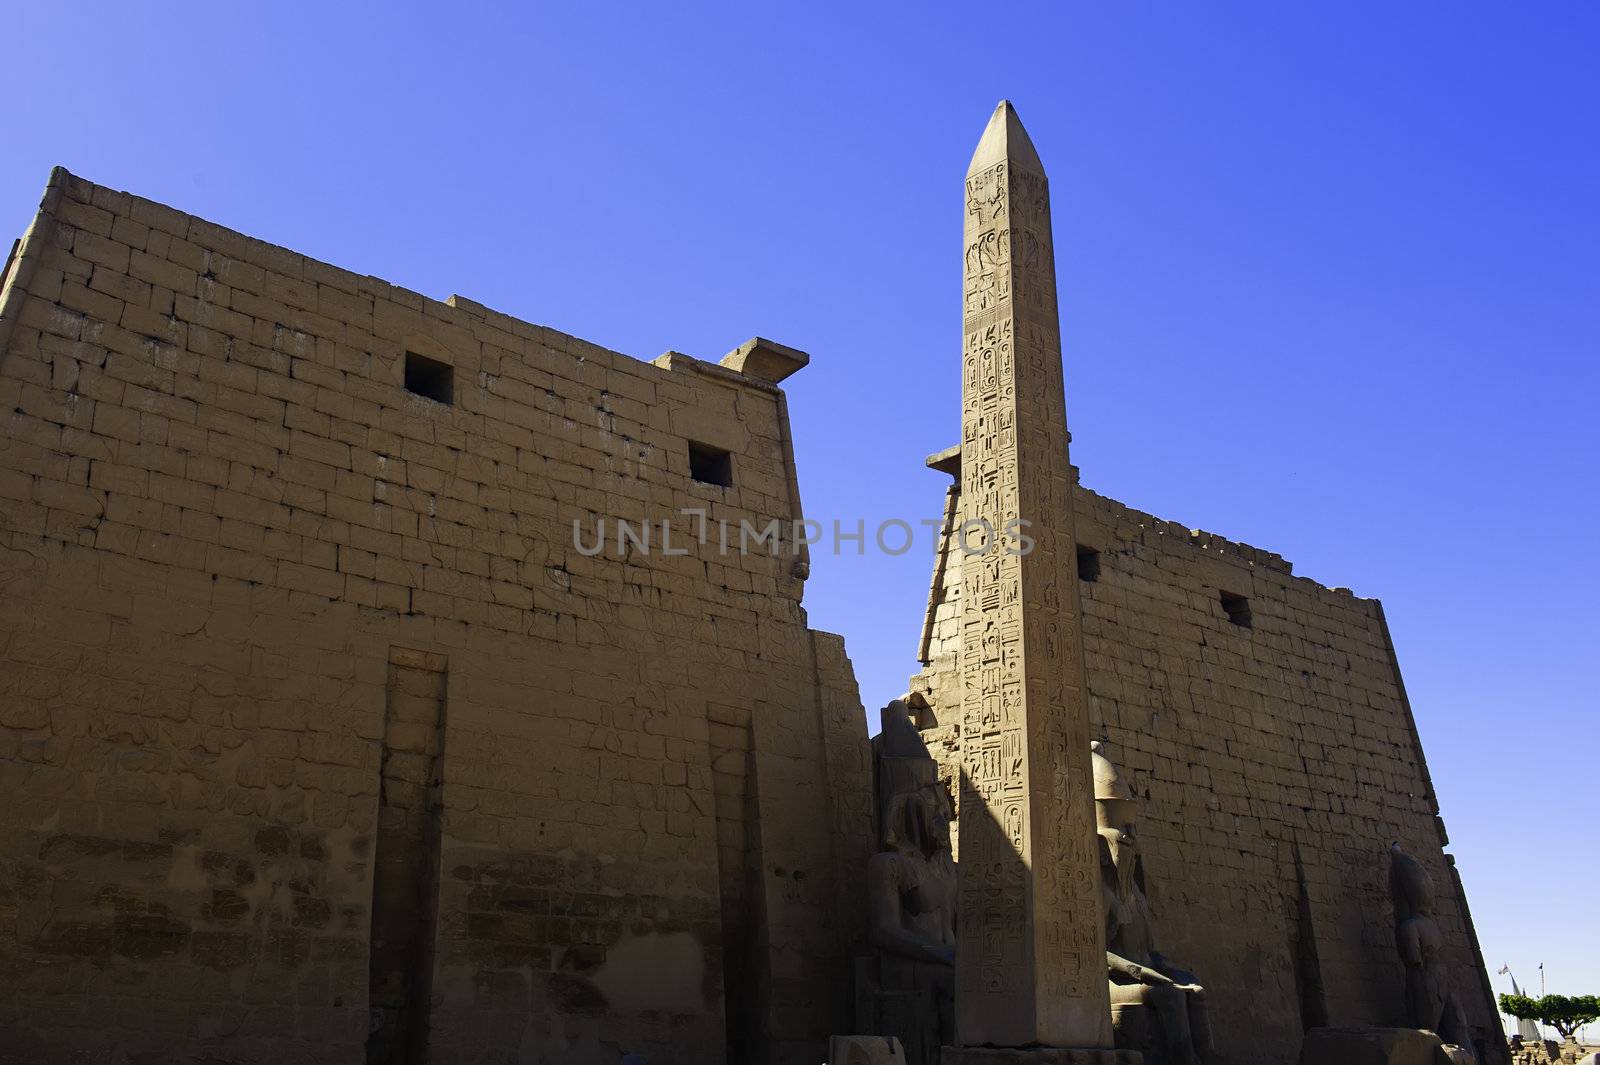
[912, 463, 1506, 1065]
[0, 168, 872, 1065]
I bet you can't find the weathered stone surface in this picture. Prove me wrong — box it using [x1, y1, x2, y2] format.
[859, 697, 957, 1065]
[830, 1034, 909, 1065]
[0, 102, 1513, 1065]
[941, 1048, 1141, 1064]
[910, 122, 1508, 1065]
[913, 459, 1508, 1064]
[1298, 1027, 1445, 1065]
[0, 166, 874, 1065]
[1094, 743, 1210, 1065]
[1392, 843, 1473, 1050]
[719, 336, 809, 385]
[951, 99, 1110, 1050]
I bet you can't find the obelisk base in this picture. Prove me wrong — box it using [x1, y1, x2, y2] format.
[942, 1048, 1141, 1065]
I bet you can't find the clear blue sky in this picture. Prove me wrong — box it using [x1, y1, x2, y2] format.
[9, 0, 1596, 1022]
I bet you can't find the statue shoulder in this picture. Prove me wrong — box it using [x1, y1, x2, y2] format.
[868, 849, 908, 882]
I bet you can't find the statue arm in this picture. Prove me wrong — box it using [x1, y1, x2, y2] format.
[1107, 950, 1173, 986]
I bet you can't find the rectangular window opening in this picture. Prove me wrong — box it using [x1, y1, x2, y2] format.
[689, 442, 733, 487]
[404, 352, 454, 405]
[1220, 591, 1252, 629]
[1076, 545, 1101, 583]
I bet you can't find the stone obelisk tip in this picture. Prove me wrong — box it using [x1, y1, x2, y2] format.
[967, 99, 1045, 177]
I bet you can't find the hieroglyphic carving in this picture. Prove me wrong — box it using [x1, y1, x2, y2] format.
[954, 102, 1113, 1050]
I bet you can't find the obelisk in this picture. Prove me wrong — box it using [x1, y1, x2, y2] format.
[948, 101, 1115, 1056]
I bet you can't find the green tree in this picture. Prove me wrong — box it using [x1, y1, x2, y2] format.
[1499, 993, 1600, 1041]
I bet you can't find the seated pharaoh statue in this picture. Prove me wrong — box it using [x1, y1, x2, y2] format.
[1093, 740, 1213, 1065]
[1390, 842, 1476, 1061]
[856, 696, 956, 1065]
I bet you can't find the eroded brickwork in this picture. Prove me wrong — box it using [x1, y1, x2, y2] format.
[914, 474, 1505, 1065]
[0, 168, 871, 1064]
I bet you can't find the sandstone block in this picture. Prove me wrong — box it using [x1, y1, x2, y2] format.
[1298, 1027, 1445, 1065]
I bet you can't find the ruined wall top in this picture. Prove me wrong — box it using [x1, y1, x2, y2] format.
[926, 442, 1358, 589]
[0, 167, 808, 405]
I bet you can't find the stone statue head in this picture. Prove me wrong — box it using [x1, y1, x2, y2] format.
[1389, 842, 1435, 920]
[883, 788, 952, 859]
[1091, 740, 1137, 836]
[875, 695, 952, 856]
[1092, 741, 1145, 896]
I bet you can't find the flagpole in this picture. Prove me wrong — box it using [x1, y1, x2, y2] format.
[1497, 965, 1513, 1040]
